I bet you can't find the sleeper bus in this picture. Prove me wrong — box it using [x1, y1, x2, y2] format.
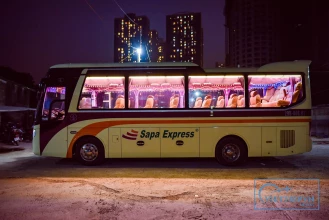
[33, 60, 312, 166]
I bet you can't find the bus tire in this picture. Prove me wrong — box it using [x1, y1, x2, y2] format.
[215, 136, 247, 166]
[75, 137, 105, 166]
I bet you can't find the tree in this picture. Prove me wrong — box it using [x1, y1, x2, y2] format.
[0, 66, 35, 88]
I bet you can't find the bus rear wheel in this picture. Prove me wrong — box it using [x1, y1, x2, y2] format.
[215, 136, 247, 166]
[75, 137, 105, 166]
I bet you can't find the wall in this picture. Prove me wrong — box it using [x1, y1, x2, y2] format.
[311, 105, 329, 138]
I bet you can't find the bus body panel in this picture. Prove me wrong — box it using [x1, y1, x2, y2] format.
[38, 117, 311, 159]
[42, 126, 67, 157]
[40, 117, 311, 159]
[276, 126, 306, 156]
[96, 128, 109, 158]
[67, 121, 109, 158]
[200, 126, 262, 157]
[121, 127, 161, 157]
[261, 127, 277, 156]
[160, 127, 200, 157]
[108, 128, 122, 158]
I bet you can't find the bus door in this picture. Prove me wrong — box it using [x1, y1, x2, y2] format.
[39, 86, 68, 157]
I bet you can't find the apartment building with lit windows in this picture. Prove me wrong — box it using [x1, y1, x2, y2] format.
[148, 30, 166, 62]
[166, 12, 203, 67]
[114, 13, 150, 63]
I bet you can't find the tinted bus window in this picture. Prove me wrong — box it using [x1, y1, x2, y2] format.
[128, 76, 185, 109]
[42, 87, 65, 121]
[79, 76, 125, 109]
[248, 75, 303, 107]
[188, 75, 245, 108]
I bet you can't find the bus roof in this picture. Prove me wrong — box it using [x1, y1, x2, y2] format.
[50, 62, 199, 69]
[50, 60, 312, 74]
[205, 68, 257, 72]
[205, 60, 312, 73]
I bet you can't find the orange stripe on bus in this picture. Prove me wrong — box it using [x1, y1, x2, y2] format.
[66, 118, 311, 158]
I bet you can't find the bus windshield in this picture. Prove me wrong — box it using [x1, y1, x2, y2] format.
[41, 87, 66, 121]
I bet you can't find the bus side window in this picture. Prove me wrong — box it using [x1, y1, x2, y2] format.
[188, 75, 244, 108]
[79, 97, 92, 109]
[80, 76, 125, 109]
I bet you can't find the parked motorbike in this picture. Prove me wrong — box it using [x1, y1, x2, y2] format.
[11, 126, 23, 145]
[2, 122, 23, 146]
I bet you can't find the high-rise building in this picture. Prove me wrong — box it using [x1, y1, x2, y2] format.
[224, 0, 329, 69]
[278, 1, 329, 69]
[148, 30, 166, 62]
[224, 0, 280, 67]
[215, 62, 225, 68]
[166, 12, 203, 67]
[157, 38, 166, 63]
[114, 13, 150, 63]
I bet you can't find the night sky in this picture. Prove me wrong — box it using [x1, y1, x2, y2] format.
[1, 0, 225, 83]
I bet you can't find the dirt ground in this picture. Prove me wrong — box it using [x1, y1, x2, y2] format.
[0, 140, 328, 220]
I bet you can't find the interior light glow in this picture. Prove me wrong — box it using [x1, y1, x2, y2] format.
[190, 75, 243, 78]
[129, 76, 183, 79]
[86, 77, 124, 79]
[249, 75, 301, 78]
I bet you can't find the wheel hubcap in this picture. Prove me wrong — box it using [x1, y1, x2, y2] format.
[80, 143, 98, 162]
[222, 143, 241, 162]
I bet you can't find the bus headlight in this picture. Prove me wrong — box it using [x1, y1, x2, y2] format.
[33, 129, 36, 137]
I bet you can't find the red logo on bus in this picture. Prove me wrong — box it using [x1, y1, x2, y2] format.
[122, 129, 139, 140]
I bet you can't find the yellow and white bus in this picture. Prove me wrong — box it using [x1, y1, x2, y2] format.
[33, 60, 312, 166]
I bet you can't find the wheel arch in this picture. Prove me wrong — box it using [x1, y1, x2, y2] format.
[216, 134, 249, 156]
[72, 135, 105, 158]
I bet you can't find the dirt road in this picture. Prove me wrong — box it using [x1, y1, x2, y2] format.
[0, 141, 328, 219]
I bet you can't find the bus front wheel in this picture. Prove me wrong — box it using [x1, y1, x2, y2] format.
[215, 136, 247, 166]
[75, 137, 105, 166]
